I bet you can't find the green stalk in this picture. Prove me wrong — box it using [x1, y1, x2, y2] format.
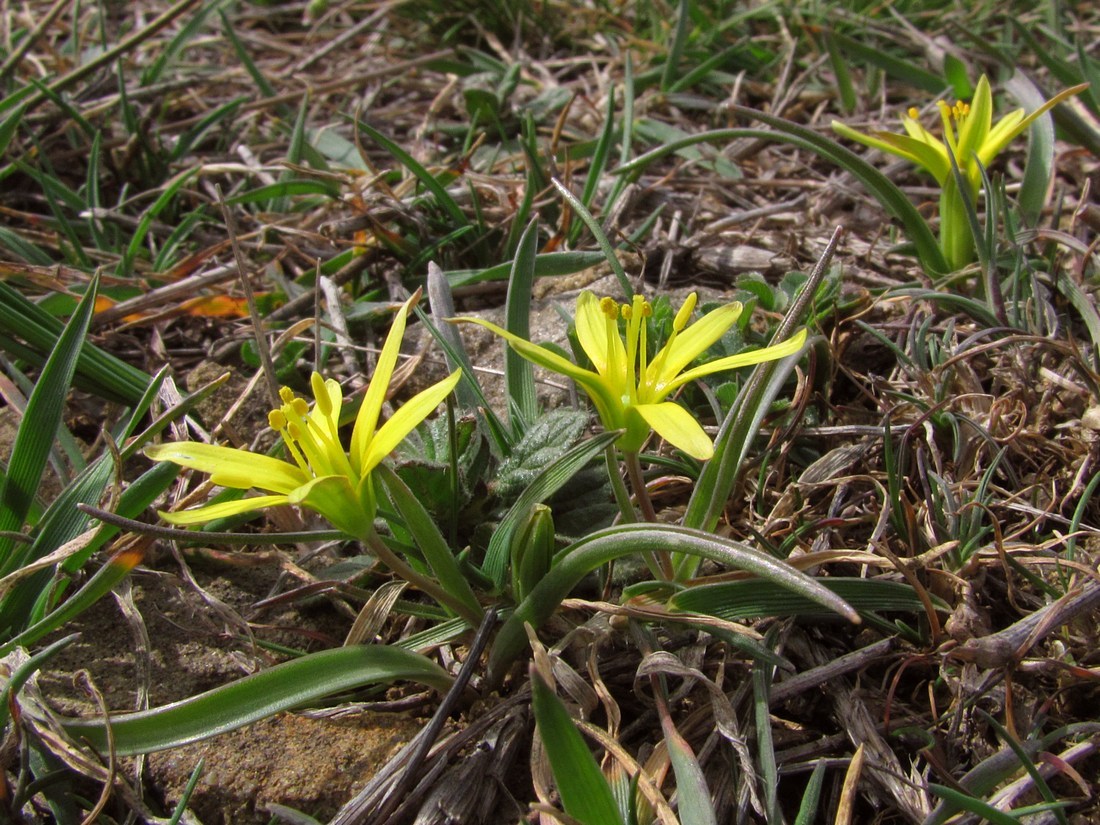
[361, 526, 479, 626]
[623, 450, 672, 579]
[604, 445, 636, 525]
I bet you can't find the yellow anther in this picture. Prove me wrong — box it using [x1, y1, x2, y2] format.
[286, 421, 303, 440]
[279, 386, 295, 404]
[291, 398, 309, 417]
[641, 301, 652, 318]
[268, 410, 287, 430]
[311, 373, 331, 416]
[907, 107, 920, 120]
[599, 296, 618, 320]
[673, 293, 697, 332]
[621, 304, 633, 320]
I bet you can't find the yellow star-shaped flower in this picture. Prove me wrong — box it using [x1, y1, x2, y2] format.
[146, 293, 460, 538]
[833, 75, 1084, 194]
[832, 74, 1086, 268]
[453, 291, 806, 460]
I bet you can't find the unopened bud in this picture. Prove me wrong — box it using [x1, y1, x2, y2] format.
[510, 504, 555, 603]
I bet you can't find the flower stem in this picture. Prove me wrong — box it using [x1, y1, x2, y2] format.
[623, 451, 673, 580]
[624, 451, 658, 522]
[605, 444, 637, 525]
[362, 527, 482, 626]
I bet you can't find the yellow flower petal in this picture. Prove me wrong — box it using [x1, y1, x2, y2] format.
[667, 327, 808, 394]
[831, 121, 919, 163]
[956, 75, 993, 165]
[875, 133, 951, 185]
[351, 296, 411, 473]
[158, 494, 291, 525]
[361, 369, 462, 475]
[145, 442, 308, 494]
[646, 301, 742, 391]
[633, 402, 714, 460]
[574, 291, 627, 384]
[450, 315, 619, 413]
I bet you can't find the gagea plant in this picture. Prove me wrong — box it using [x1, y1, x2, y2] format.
[832, 74, 1086, 269]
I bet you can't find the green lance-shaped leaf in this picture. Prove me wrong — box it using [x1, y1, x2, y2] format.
[488, 524, 858, 681]
[62, 645, 452, 756]
[0, 275, 99, 573]
[531, 668, 624, 825]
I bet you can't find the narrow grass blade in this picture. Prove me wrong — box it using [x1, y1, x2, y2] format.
[84, 131, 109, 251]
[60, 462, 179, 575]
[922, 725, 1095, 825]
[422, 263, 511, 453]
[0, 224, 53, 265]
[504, 114, 541, 257]
[793, 760, 827, 825]
[61, 645, 452, 755]
[660, 712, 717, 825]
[503, 218, 540, 429]
[551, 179, 633, 297]
[355, 119, 468, 230]
[680, 244, 836, 566]
[171, 96, 245, 162]
[890, 288, 1002, 329]
[0, 280, 150, 402]
[445, 250, 607, 288]
[0, 277, 99, 569]
[568, 91, 617, 247]
[926, 785, 1026, 825]
[823, 30, 857, 114]
[227, 179, 340, 205]
[0, 634, 78, 730]
[376, 464, 483, 624]
[1049, 272, 1100, 360]
[1005, 71, 1057, 225]
[488, 523, 857, 681]
[659, 0, 691, 92]
[142, 0, 218, 86]
[979, 711, 1068, 825]
[752, 652, 779, 823]
[531, 669, 624, 825]
[823, 30, 944, 94]
[166, 759, 206, 825]
[0, 548, 143, 655]
[220, 10, 278, 99]
[118, 167, 199, 276]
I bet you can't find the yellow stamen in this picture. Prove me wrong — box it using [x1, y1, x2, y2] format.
[599, 296, 618, 320]
[937, 100, 958, 154]
[673, 293, 696, 332]
[311, 373, 331, 417]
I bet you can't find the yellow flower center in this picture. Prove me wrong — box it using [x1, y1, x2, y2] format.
[597, 294, 657, 404]
[268, 384, 352, 480]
